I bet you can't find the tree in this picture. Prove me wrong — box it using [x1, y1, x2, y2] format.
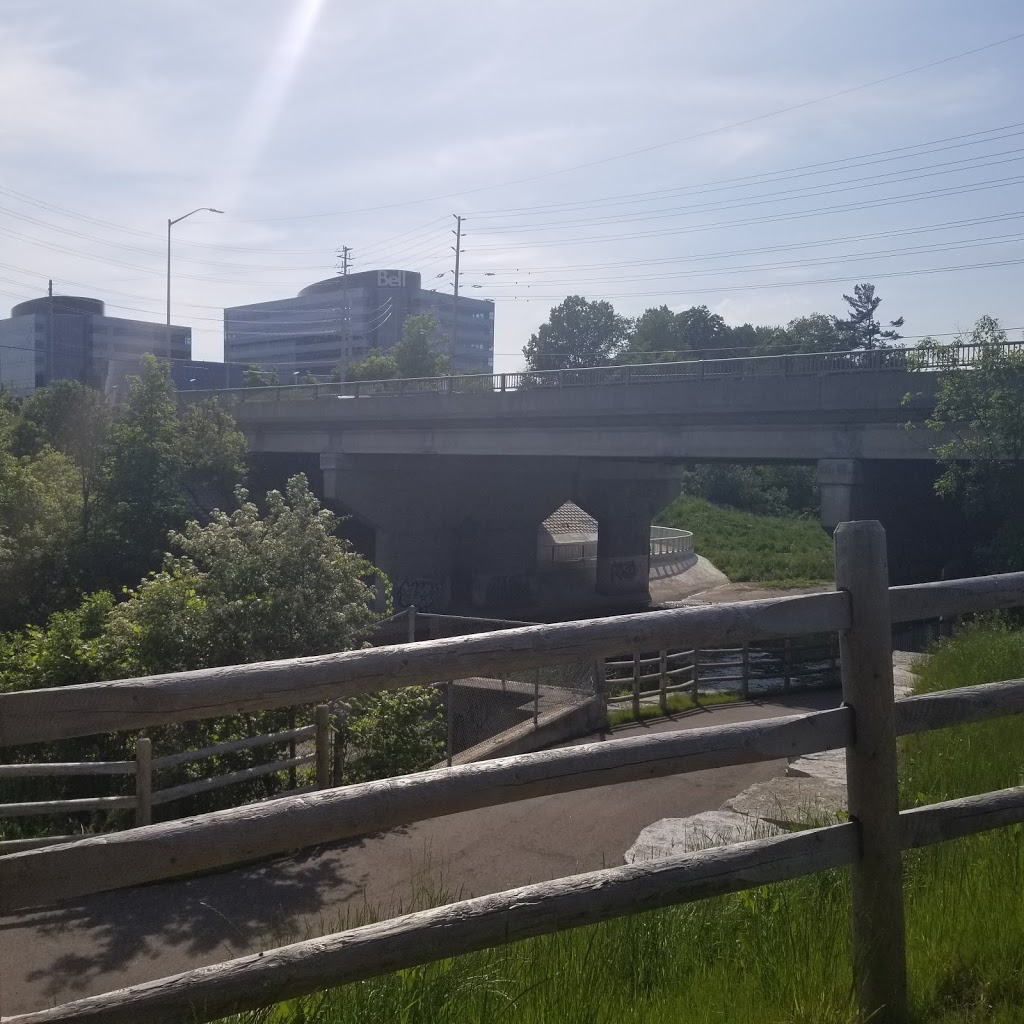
[343, 350, 400, 382]
[103, 474, 379, 673]
[17, 381, 111, 549]
[523, 296, 629, 370]
[0, 446, 84, 630]
[754, 313, 850, 355]
[242, 365, 280, 387]
[618, 305, 682, 363]
[390, 311, 452, 378]
[99, 356, 247, 586]
[917, 316, 1024, 569]
[176, 399, 248, 520]
[839, 283, 903, 350]
[674, 305, 730, 354]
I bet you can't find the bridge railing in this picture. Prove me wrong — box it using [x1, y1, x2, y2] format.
[182, 340, 1024, 404]
[4, 526, 1024, 1023]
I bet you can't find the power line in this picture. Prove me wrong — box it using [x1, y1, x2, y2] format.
[469, 176, 1024, 250]
[229, 31, 1024, 221]
[469, 122, 1024, 219]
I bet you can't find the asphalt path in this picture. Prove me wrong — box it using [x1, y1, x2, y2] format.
[1, 689, 839, 1016]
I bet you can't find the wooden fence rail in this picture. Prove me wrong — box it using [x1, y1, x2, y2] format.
[0, 717, 329, 845]
[2, 526, 1024, 1024]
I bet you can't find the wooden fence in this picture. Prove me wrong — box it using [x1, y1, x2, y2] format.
[0, 717, 333, 854]
[2, 521, 1024, 1023]
[604, 633, 839, 714]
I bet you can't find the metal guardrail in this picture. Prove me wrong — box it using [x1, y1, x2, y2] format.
[182, 341, 1024, 405]
[543, 527, 693, 566]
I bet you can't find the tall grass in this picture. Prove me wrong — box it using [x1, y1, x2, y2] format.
[656, 496, 834, 585]
[225, 622, 1024, 1024]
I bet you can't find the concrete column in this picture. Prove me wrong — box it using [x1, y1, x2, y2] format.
[457, 521, 541, 609]
[817, 458, 866, 533]
[322, 454, 459, 611]
[595, 513, 651, 598]
[376, 527, 454, 612]
[577, 464, 683, 605]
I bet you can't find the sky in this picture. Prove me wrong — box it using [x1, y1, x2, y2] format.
[2, 0, 1024, 371]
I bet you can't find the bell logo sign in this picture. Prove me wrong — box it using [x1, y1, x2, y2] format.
[377, 270, 406, 288]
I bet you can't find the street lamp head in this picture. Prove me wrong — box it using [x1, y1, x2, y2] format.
[207, 208, 225, 215]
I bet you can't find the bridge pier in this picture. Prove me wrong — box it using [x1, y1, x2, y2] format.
[578, 470, 683, 605]
[320, 453, 682, 615]
[817, 458, 980, 583]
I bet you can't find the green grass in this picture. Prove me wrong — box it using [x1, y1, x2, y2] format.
[606, 690, 739, 729]
[657, 495, 834, 585]
[225, 621, 1024, 1024]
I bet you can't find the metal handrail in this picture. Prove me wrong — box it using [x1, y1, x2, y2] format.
[182, 340, 1024, 404]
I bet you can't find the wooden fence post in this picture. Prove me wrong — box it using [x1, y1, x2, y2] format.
[783, 638, 792, 692]
[741, 643, 749, 701]
[446, 680, 455, 768]
[692, 650, 700, 701]
[835, 520, 907, 1023]
[134, 735, 152, 828]
[632, 651, 641, 718]
[659, 650, 668, 714]
[287, 709, 297, 790]
[331, 703, 346, 786]
[315, 705, 331, 791]
[407, 605, 417, 644]
[533, 668, 541, 728]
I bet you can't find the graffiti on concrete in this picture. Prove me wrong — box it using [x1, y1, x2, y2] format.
[396, 577, 446, 611]
[472, 572, 536, 607]
[610, 558, 640, 582]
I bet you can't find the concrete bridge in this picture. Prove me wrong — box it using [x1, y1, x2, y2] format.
[191, 344, 1007, 611]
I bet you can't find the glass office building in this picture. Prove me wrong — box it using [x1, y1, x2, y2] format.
[224, 269, 495, 377]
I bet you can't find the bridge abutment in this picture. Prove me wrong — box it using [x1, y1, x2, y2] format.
[817, 458, 980, 583]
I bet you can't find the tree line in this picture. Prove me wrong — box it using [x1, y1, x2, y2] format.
[0, 360, 442, 836]
[523, 282, 904, 370]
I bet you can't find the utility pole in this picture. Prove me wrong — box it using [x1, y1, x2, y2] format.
[337, 245, 352, 361]
[451, 215, 463, 366]
[47, 278, 54, 385]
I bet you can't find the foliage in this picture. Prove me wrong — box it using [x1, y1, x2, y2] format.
[617, 304, 731, 363]
[344, 350, 400, 382]
[526, 283, 902, 371]
[243, 365, 281, 387]
[915, 316, 1024, 571]
[657, 496, 834, 584]
[839, 282, 903, 349]
[523, 295, 629, 370]
[752, 312, 850, 355]
[0, 446, 86, 629]
[0, 362, 247, 632]
[176, 399, 249, 520]
[390, 311, 452, 378]
[336, 686, 445, 784]
[678, 463, 819, 518]
[0, 475, 398, 835]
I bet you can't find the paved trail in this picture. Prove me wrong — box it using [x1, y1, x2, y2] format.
[1, 691, 837, 1016]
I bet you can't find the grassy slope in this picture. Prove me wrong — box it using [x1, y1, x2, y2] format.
[606, 691, 738, 729]
[657, 495, 834, 585]
[232, 623, 1024, 1024]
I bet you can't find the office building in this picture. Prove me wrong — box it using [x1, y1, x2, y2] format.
[224, 269, 495, 378]
[0, 295, 192, 397]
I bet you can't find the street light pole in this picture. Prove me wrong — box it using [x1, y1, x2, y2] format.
[167, 207, 223, 352]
